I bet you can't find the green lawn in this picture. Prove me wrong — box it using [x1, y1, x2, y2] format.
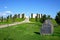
[29, 18, 40, 22]
[0, 18, 25, 25]
[0, 22, 60, 40]
[29, 18, 36, 22]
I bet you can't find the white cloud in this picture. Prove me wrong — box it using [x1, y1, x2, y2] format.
[5, 11, 12, 13]
[0, 11, 12, 17]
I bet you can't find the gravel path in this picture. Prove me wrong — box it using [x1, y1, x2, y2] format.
[0, 18, 31, 28]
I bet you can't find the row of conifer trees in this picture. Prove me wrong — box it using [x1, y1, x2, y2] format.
[30, 13, 51, 23]
[30, 11, 60, 25]
[0, 14, 25, 22]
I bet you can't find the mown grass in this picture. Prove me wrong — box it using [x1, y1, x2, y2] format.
[29, 18, 36, 22]
[0, 18, 25, 25]
[29, 18, 40, 22]
[51, 19, 57, 25]
[29, 18, 57, 25]
[0, 22, 60, 40]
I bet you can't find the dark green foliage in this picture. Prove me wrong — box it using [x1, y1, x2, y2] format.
[40, 14, 47, 23]
[22, 13, 24, 19]
[0, 14, 25, 25]
[10, 14, 12, 19]
[47, 15, 52, 20]
[6, 15, 12, 23]
[18, 14, 20, 18]
[12, 17, 15, 22]
[39, 14, 40, 18]
[35, 16, 38, 22]
[14, 14, 17, 18]
[12, 14, 17, 22]
[37, 13, 39, 18]
[40, 14, 51, 23]
[37, 14, 41, 18]
[35, 14, 40, 22]
[55, 11, 60, 25]
[4, 37, 13, 40]
[41, 14, 42, 17]
[47, 15, 50, 19]
[1, 16, 4, 22]
[31, 13, 33, 18]
[7, 16, 10, 22]
[30, 14, 50, 22]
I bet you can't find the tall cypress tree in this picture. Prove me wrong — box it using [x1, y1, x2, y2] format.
[35, 16, 38, 22]
[39, 14, 40, 18]
[10, 14, 12, 19]
[40, 14, 47, 23]
[1, 16, 3, 22]
[7, 16, 9, 22]
[12, 14, 17, 22]
[18, 14, 20, 18]
[55, 11, 60, 25]
[22, 13, 24, 19]
[37, 13, 39, 18]
[31, 13, 33, 18]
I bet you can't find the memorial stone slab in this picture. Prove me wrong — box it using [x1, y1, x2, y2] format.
[40, 19, 53, 35]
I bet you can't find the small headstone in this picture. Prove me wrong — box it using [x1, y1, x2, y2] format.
[40, 19, 53, 35]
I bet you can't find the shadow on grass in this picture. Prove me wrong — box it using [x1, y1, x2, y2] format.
[4, 38, 13, 40]
[34, 32, 40, 35]
[4, 35, 14, 40]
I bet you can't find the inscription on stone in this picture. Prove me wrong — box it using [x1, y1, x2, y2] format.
[40, 19, 53, 35]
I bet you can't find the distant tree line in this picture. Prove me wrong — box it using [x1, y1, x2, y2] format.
[55, 11, 60, 25]
[0, 11, 60, 25]
[30, 11, 60, 25]
[30, 13, 52, 23]
[0, 13, 25, 22]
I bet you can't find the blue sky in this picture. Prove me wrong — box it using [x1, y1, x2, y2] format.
[0, 0, 60, 18]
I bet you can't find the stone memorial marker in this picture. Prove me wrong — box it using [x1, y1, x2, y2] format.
[40, 19, 53, 35]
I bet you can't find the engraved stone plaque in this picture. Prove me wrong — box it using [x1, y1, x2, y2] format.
[40, 19, 53, 35]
